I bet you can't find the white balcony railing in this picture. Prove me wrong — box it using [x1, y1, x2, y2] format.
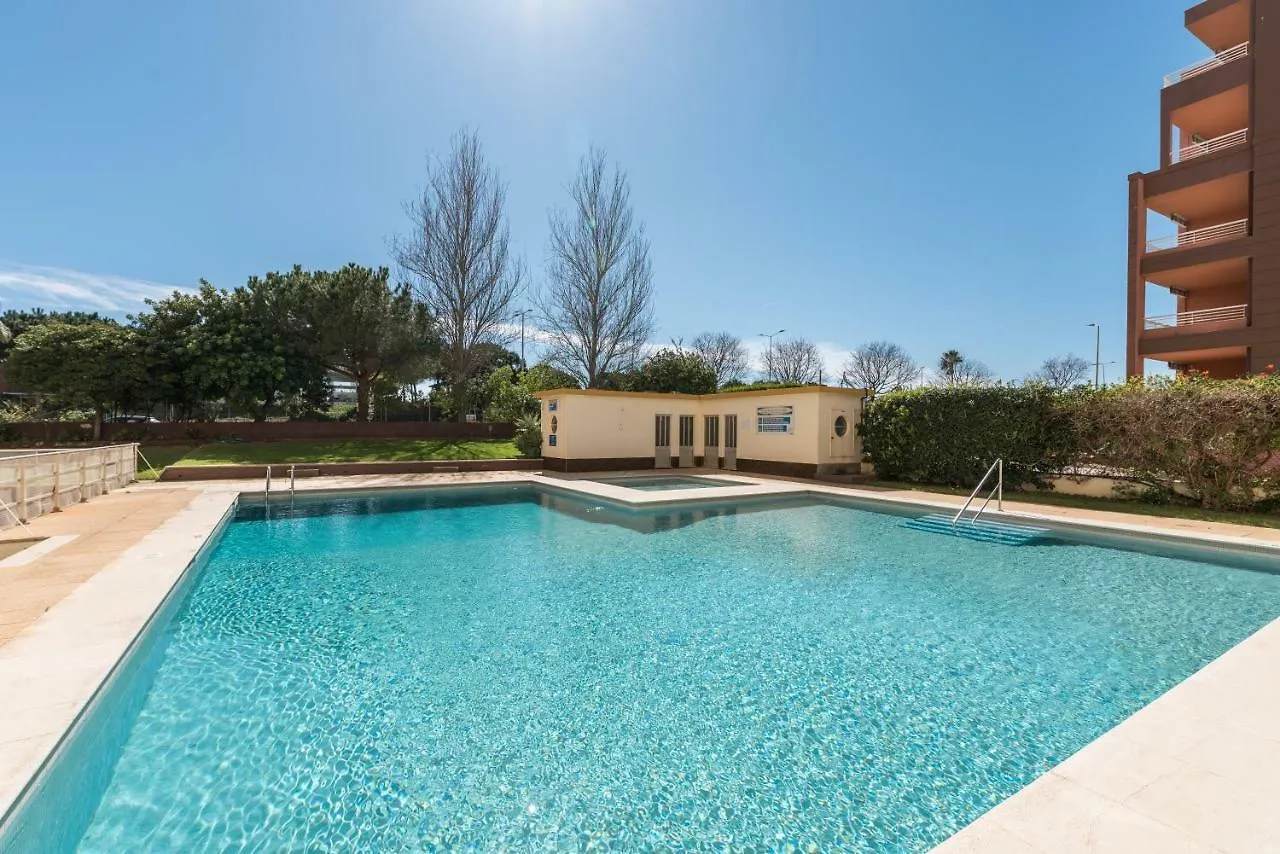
[1163, 41, 1250, 87]
[1173, 128, 1248, 163]
[1146, 218, 1248, 253]
[1145, 303, 1247, 331]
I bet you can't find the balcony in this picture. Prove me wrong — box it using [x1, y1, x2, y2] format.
[1145, 303, 1247, 332]
[1186, 0, 1252, 54]
[1146, 218, 1248, 253]
[1163, 41, 1249, 87]
[1171, 128, 1248, 164]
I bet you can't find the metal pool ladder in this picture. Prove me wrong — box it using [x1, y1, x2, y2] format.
[953, 459, 1002, 526]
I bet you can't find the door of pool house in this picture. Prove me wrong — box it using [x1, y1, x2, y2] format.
[678, 415, 695, 467]
[654, 414, 671, 468]
[704, 415, 721, 468]
[724, 414, 738, 470]
[830, 407, 855, 460]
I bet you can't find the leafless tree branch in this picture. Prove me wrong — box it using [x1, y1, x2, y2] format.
[538, 148, 655, 388]
[393, 129, 523, 419]
[764, 337, 823, 384]
[841, 341, 921, 395]
[691, 332, 749, 387]
[1034, 354, 1091, 390]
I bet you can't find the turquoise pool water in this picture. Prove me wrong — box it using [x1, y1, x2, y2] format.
[593, 475, 741, 491]
[6, 486, 1280, 851]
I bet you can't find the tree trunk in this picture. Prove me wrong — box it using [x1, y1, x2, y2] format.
[453, 373, 469, 423]
[356, 378, 371, 422]
[93, 406, 104, 441]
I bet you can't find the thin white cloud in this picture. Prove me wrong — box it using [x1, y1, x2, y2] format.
[0, 261, 184, 313]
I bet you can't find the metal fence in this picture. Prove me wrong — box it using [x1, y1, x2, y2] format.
[0, 445, 138, 529]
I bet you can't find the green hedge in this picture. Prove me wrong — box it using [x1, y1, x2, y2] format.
[859, 385, 1078, 489]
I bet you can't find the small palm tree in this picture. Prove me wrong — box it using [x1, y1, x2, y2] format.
[939, 349, 964, 382]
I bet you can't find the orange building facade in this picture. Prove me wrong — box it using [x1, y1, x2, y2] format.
[1127, 0, 1280, 378]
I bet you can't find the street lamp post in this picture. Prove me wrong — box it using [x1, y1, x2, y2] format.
[1087, 323, 1101, 389]
[759, 328, 785, 381]
[513, 309, 532, 369]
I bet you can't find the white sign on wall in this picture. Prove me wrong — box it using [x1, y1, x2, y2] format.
[756, 405, 794, 434]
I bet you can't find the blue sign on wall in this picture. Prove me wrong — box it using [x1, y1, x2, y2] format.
[548, 434, 557, 447]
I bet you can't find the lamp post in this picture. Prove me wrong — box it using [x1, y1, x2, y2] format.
[1087, 323, 1101, 389]
[759, 328, 785, 381]
[513, 309, 532, 369]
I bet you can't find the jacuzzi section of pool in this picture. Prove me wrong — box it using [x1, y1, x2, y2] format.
[5, 486, 1280, 852]
[592, 474, 742, 491]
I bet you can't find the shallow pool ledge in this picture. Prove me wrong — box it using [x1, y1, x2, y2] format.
[935, 613, 1280, 853]
[0, 489, 239, 819]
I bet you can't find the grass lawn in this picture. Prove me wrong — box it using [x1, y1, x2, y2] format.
[138, 439, 521, 480]
[866, 480, 1280, 530]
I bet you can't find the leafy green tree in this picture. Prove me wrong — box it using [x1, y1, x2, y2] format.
[483, 362, 579, 423]
[133, 290, 211, 420]
[431, 343, 522, 420]
[7, 321, 145, 437]
[300, 264, 436, 421]
[197, 271, 328, 420]
[628, 348, 717, 394]
[0, 309, 106, 362]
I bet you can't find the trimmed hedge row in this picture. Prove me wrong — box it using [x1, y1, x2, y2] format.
[859, 376, 1280, 510]
[859, 385, 1076, 490]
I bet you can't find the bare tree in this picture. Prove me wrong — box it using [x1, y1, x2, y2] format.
[841, 341, 921, 395]
[539, 148, 655, 387]
[951, 360, 995, 385]
[1034, 354, 1091, 390]
[394, 129, 523, 420]
[692, 332, 749, 387]
[764, 337, 823, 384]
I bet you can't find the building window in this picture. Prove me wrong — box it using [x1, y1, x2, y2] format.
[704, 415, 720, 449]
[655, 414, 671, 447]
[725, 414, 738, 449]
[678, 415, 695, 448]
[834, 415, 848, 437]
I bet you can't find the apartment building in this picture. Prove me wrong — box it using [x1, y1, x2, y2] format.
[1126, 0, 1279, 378]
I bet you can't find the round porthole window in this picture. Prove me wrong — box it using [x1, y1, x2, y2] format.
[833, 415, 848, 437]
[550, 416, 559, 434]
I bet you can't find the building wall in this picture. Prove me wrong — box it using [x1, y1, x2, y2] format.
[1249, 0, 1280, 371]
[538, 388, 866, 471]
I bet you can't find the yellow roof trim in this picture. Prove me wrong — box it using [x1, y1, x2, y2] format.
[533, 385, 868, 401]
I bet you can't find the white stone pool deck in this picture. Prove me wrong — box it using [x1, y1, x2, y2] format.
[0, 470, 1277, 851]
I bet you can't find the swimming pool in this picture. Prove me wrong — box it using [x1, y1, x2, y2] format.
[592, 475, 742, 491]
[5, 485, 1280, 851]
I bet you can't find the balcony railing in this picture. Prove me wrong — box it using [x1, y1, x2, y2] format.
[1146, 218, 1248, 253]
[1163, 41, 1250, 87]
[1173, 128, 1248, 163]
[1145, 303, 1247, 331]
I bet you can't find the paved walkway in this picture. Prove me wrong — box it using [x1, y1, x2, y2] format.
[0, 487, 198, 646]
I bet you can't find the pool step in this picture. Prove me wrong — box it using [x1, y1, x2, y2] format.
[902, 514, 1052, 546]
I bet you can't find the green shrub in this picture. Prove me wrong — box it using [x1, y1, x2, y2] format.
[1072, 374, 1280, 510]
[717, 381, 811, 393]
[513, 413, 542, 458]
[860, 384, 1078, 489]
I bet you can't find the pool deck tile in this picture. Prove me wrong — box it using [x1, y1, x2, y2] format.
[1, 469, 1279, 851]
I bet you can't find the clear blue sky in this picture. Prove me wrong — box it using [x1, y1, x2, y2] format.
[0, 0, 1205, 381]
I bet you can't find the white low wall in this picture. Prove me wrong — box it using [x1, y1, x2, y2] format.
[0, 446, 138, 529]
